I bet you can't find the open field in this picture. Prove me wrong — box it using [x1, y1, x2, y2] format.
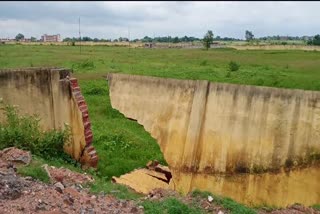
[2, 40, 318, 51]
[1, 44, 320, 209]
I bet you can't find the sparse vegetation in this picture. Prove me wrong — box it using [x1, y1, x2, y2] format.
[142, 197, 204, 214]
[1, 45, 320, 211]
[17, 159, 50, 183]
[191, 190, 256, 214]
[312, 204, 320, 211]
[228, 61, 240, 71]
[0, 102, 71, 161]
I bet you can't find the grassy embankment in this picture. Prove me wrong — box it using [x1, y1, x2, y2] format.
[1, 44, 320, 212]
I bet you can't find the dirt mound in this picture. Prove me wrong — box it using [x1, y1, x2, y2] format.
[0, 147, 31, 165]
[0, 148, 142, 214]
[43, 165, 94, 187]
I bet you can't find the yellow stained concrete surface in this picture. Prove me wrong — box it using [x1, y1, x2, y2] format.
[0, 68, 86, 160]
[112, 168, 171, 194]
[107, 73, 320, 206]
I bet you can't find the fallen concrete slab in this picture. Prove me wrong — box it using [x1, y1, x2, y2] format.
[112, 161, 173, 194]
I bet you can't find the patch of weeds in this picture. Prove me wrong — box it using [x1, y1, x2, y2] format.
[264, 51, 288, 55]
[225, 71, 232, 78]
[191, 190, 256, 214]
[228, 61, 240, 72]
[83, 85, 108, 95]
[98, 59, 105, 64]
[200, 60, 208, 66]
[17, 160, 50, 183]
[263, 65, 270, 70]
[89, 177, 142, 200]
[312, 204, 320, 211]
[72, 59, 95, 71]
[253, 204, 279, 212]
[141, 197, 204, 214]
[0, 102, 71, 161]
[255, 78, 264, 86]
[101, 134, 133, 152]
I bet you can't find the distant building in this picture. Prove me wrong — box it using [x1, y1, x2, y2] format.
[20, 38, 31, 42]
[41, 34, 61, 42]
[144, 43, 155, 48]
[0, 38, 12, 42]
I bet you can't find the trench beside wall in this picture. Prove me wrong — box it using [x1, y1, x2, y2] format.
[107, 73, 320, 206]
[0, 68, 98, 168]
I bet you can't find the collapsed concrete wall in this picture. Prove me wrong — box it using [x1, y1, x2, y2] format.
[0, 68, 98, 168]
[107, 73, 320, 206]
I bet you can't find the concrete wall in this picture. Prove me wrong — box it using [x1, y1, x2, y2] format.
[107, 73, 320, 206]
[0, 68, 97, 168]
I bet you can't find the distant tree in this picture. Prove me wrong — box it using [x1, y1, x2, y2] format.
[312, 35, 320, 45]
[82, 36, 92, 41]
[15, 33, 24, 41]
[113, 39, 118, 42]
[93, 38, 99, 42]
[141, 36, 153, 43]
[63, 37, 72, 42]
[245, 30, 254, 41]
[202, 30, 214, 50]
[308, 35, 320, 46]
[173, 37, 179, 43]
[30, 37, 37, 42]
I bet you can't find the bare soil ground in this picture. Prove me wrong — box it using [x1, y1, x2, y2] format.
[0, 148, 319, 214]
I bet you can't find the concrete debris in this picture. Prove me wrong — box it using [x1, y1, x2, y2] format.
[43, 164, 94, 187]
[1, 147, 31, 165]
[112, 161, 173, 194]
[54, 182, 65, 194]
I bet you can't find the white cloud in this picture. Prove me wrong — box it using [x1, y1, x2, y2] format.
[0, 1, 319, 39]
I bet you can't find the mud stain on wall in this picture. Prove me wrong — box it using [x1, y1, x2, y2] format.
[107, 73, 320, 206]
[0, 68, 98, 168]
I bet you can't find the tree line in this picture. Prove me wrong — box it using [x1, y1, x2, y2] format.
[11, 32, 320, 46]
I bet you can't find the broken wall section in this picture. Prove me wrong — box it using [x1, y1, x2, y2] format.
[107, 73, 320, 206]
[0, 68, 98, 168]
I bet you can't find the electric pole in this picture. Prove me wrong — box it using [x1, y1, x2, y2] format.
[128, 27, 130, 49]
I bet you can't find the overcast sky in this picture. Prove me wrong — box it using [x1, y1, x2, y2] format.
[0, 1, 319, 40]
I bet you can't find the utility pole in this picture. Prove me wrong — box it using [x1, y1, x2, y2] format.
[79, 17, 81, 54]
[128, 27, 130, 49]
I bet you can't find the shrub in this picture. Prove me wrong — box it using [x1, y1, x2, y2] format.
[0, 102, 71, 160]
[200, 60, 208, 66]
[72, 41, 75, 46]
[228, 61, 240, 72]
[72, 59, 95, 71]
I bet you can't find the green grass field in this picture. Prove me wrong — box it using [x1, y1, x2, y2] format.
[1, 44, 320, 211]
[1, 44, 320, 177]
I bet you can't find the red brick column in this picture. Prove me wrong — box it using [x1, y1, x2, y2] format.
[69, 78, 98, 168]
